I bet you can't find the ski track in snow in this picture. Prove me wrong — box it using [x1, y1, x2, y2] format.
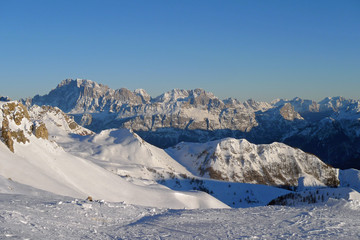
[1, 194, 359, 239]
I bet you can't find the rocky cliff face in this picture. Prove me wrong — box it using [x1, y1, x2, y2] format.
[0, 102, 48, 152]
[24, 79, 150, 113]
[279, 103, 304, 121]
[24, 79, 273, 133]
[166, 138, 339, 187]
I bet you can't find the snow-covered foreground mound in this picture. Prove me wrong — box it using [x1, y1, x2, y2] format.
[0, 193, 359, 239]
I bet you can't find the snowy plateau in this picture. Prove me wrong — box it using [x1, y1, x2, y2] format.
[0, 79, 359, 239]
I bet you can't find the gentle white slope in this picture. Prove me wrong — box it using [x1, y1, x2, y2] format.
[0, 137, 227, 209]
[47, 127, 193, 182]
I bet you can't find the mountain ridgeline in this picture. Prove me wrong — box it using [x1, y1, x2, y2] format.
[23, 79, 360, 170]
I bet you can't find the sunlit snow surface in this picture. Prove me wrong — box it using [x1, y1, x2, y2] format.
[1, 193, 359, 239]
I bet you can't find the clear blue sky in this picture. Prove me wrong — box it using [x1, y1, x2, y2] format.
[1, 0, 359, 102]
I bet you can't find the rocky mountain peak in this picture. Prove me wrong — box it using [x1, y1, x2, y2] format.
[273, 97, 319, 114]
[243, 99, 272, 112]
[154, 89, 190, 103]
[319, 96, 350, 112]
[222, 98, 242, 107]
[27, 79, 150, 113]
[279, 103, 304, 121]
[58, 78, 99, 89]
[134, 89, 151, 102]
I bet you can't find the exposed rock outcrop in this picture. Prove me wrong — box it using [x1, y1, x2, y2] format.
[279, 103, 303, 121]
[29, 105, 93, 136]
[32, 122, 48, 140]
[0, 102, 33, 152]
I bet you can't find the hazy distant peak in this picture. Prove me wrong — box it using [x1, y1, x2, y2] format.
[57, 78, 109, 90]
[134, 88, 149, 96]
[319, 96, 346, 105]
[154, 89, 189, 103]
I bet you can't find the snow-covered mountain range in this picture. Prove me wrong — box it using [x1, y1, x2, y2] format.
[23, 79, 360, 169]
[1, 94, 360, 212]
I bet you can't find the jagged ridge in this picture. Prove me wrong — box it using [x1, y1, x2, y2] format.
[22, 79, 360, 170]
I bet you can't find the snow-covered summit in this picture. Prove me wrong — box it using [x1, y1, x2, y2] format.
[273, 97, 319, 113]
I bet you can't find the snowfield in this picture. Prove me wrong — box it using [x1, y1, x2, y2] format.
[0, 193, 360, 239]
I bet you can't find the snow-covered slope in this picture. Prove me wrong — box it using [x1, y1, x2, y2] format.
[166, 138, 339, 187]
[27, 104, 191, 182]
[0, 175, 56, 197]
[339, 169, 360, 192]
[53, 128, 193, 182]
[0, 142, 226, 209]
[0, 101, 228, 209]
[29, 105, 94, 136]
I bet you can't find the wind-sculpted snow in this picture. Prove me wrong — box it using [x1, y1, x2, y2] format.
[167, 138, 339, 187]
[0, 192, 359, 239]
